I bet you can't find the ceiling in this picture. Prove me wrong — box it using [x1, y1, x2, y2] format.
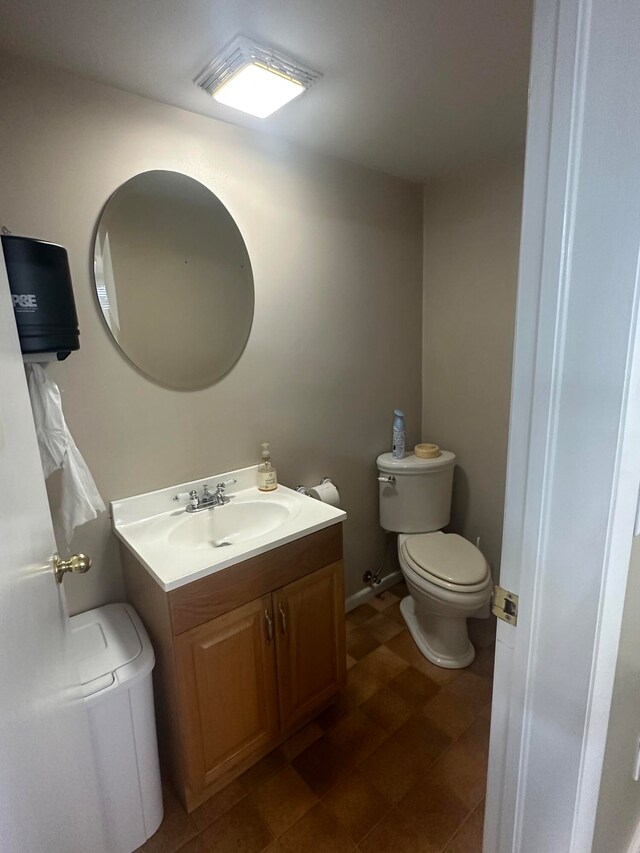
[0, 0, 533, 182]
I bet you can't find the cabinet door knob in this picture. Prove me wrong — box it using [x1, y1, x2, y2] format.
[264, 608, 274, 643]
[278, 602, 287, 635]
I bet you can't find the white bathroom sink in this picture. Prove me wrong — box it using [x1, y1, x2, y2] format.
[168, 498, 293, 550]
[111, 465, 346, 591]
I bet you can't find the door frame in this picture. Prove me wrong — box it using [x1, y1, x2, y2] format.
[485, 0, 640, 850]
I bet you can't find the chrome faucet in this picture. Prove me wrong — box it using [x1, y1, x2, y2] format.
[213, 482, 232, 506]
[174, 479, 237, 513]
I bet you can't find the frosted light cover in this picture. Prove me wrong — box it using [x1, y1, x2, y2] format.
[213, 63, 305, 118]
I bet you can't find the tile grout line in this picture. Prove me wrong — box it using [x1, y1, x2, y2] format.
[323, 699, 488, 849]
[436, 802, 481, 853]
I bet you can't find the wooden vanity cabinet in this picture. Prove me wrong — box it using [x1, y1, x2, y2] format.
[274, 562, 345, 731]
[122, 523, 345, 812]
[175, 595, 280, 795]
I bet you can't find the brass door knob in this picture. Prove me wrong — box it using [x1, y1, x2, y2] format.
[53, 553, 92, 584]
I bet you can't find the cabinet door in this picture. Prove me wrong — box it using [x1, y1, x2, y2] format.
[175, 595, 279, 794]
[274, 561, 346, 731]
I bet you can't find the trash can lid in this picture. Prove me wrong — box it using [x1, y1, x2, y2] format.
[70, 603, 150, 698]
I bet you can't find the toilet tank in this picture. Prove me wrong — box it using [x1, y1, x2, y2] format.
[377, 451, 456, 533]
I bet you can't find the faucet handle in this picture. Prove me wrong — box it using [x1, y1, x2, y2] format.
[188, 489, 199, 509]
[216, 478, 237, 491]
[214, 479, 236, 505]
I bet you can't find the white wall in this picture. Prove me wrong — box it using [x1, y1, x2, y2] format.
[593, 537, 640, 852]
[0, 53, 423, 613]
[421, 151, 524, 575]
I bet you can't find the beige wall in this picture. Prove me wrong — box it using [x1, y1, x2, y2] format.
[593, 537, 640, 852]
[421, 152, 523, 575]
[0, 54, 423, 613]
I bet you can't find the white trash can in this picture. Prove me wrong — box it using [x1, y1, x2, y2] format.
[70, 603, 164, 853]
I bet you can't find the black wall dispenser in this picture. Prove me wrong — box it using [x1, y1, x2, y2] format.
[2, 234, 80, 361]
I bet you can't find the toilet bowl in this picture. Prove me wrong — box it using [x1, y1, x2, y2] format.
[377, 449, 494, 669]
[397, 531, 493, 668]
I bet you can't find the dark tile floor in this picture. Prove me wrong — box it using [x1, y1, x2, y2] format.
[139, 582, 495, 853]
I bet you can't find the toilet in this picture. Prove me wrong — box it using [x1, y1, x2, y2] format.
[377, 451, 493, 669]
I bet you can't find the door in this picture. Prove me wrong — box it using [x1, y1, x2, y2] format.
[0, 258, 109, 850]
[274, 561, 346, 731]
[175, 594, 279, 793]
[485, 0, 640, 850]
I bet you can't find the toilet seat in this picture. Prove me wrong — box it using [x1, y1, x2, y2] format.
[399, 532, 490, 593]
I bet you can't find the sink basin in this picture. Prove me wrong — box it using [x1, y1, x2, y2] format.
[168, 499, 292, 550]
[111, 465, 346, 591]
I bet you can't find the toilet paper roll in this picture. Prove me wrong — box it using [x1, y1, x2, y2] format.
[308, 479, 340, 507]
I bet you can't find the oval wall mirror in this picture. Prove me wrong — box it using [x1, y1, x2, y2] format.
[93, 170, 254, 390]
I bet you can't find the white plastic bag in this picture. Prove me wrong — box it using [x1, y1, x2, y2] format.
[26, 364, 105, 547]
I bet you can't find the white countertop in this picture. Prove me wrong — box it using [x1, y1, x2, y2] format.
[111, 465, 346, 591]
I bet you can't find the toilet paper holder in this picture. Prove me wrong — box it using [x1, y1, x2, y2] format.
[295, 477, 333, 497]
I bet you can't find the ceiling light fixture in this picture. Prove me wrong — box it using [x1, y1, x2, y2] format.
[194, 36, 321, 119]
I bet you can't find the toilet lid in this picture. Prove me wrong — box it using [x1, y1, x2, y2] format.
[403, 532, 488, 586]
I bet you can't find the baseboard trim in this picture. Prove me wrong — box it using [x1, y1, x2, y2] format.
[345, 570, 403, 612]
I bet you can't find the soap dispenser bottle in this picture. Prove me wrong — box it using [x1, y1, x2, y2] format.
[257, 442, 278, 491]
